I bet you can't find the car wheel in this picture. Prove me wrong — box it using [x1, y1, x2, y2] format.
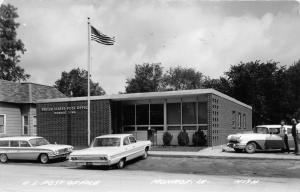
[117, 158, 125, 169]
[0, 154, 8, 163]
[234, 148, 243, 153]
[142, 149, 148, 159]
[245, 142, 256, 153]
[39, 153, 49, 164]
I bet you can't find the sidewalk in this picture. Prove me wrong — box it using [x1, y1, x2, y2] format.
[149, 145, 300, 160]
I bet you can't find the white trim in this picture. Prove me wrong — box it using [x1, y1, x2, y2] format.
[0, 114, 6, 135]
[37, 88, 252, 110]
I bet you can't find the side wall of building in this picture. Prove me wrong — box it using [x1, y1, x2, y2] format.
[210, 94, 252, 146]
[0, 102, 22, 137]
[37, 100, 111, 146]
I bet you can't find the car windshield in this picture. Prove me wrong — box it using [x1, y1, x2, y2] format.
[255, 127, 269, 134]
[29, 138, 50, 146]
[93, 138, 120, 147]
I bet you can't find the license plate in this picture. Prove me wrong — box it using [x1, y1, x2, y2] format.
[86, 162, 93, 166]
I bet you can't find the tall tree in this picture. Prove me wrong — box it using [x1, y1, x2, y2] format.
[0, 4, 29, 81]
[125, 63, 163, 93]
[162, 66, 204, 91]
[224, 60, 288, 125]
[285, 60, 300, 119]
[203, 76, 232, 96]
[54, 68, 105, 97]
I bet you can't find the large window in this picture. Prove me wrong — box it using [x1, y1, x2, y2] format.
[136, 104, 149, 125]
[0, 115, 5, 134]
[167, 103, 181, 124]
[150, 104, 164, 125]
[243, 114, 246, 129]
[182, 102, 197, 124]
[23, 115, 29, 135]
[198, 102, 208, 124]
[123, 105, 135, 125]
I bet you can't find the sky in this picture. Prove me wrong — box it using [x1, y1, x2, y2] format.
[2, 0, 300, 94]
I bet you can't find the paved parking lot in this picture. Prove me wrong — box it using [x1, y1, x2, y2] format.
[4, 155, 300, 178]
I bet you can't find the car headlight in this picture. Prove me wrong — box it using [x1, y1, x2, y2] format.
[54, 150, 59, 155]
[236, 136, 242, 143]
[70, 156, 78, 160]
[67, 147, 73, 152]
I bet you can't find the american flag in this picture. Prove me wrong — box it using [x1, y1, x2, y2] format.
[90, 25, 115, 45]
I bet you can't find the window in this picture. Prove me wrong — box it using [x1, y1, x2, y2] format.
[237, 113, 241, 129]
[123, 137, 130, 145]
[182, 102, 197, 124]
[23, 115, 29, 135]
[0, 140, 9, 147]
[150, 104, 163, 125]
[167, 103, 181, 124]
[198, 102, 208, 124]
[123, 105, 135, 125]
[167, 126, 181, 131]
[129, 136, 136, 143]
[93, 138, 120, 147]
[243, 114, 246, 129]
[0, 115, 5, 134]
[10, 141, 19, 147]
[124, 126, 135, 132]
[33, 116, 37, 135]
[20, 141, 31, 147]
[232, 111, 236, 129]
[136, 105, 149, 125]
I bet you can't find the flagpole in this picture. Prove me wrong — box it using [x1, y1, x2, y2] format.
[87, 17, 91, 146]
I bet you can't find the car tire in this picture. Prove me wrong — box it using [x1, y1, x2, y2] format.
[245, 142, 256, 153]
[234, 148, 243, 153]
[0, 154, 8, 163]
[117, 158, 125, 169]
[142, 149, 148, 159]
[39, 153, 49, 164]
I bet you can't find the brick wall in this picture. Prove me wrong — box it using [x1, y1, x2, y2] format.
[210, 93, 252, 146]
[37, 99, 111, 146]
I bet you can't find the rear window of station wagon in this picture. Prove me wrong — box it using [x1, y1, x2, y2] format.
[0, 140, 9, 147]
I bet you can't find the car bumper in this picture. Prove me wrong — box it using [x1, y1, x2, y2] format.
[227, 143, 246, 149]
[69, 160, 112, 166]
[49, 153, 71, 160]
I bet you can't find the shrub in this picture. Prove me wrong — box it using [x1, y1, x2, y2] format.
[177, 129, 189, 146]
[192, 129, 207, 146]
[162, 131, 173, 146]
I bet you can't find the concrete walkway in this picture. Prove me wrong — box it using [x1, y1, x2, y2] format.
[149, 145, 300, 160]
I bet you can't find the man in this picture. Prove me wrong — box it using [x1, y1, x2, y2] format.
[280, 120, 289, 153]
[291, 119, 299, 155]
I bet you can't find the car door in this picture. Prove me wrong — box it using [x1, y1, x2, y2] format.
[128, 136, 140, 159]
[19, 140, 36, 160]
[123, 136, 134, 160]
[265, 128, 284, 149]
[7, 140, 20, 160]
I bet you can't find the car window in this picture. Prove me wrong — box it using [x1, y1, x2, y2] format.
[93, 138, 120, 147]
[123, 137, 130, 146]
[29, 138, 49, 146]
[0, 140, 9, 147]
[20, 141, 31, 147]
[129, 136, 136, 143]
[255, 127, 269, 134]
[10, 141, 19, 147]
[269, 128, 280, 134]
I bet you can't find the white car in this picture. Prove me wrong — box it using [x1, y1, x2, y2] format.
[227, 125, 294, 153]
[0, 136, 73, 164]
[69, 134, 151, 169]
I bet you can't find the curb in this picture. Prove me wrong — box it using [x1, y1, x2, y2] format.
[148, 152, 300, 161]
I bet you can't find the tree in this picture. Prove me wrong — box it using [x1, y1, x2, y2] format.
[125, 63, 163, 93]
[162, 67, 204, 91]
[285, 60, 300, 119]
[223, 60, 289, 125]
[203, 76, 232, 96]
[54, 68, 105, 97]
[0, 4, 29, 81]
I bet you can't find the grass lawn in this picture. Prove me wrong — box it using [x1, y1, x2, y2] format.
[150, 145, 207, 152]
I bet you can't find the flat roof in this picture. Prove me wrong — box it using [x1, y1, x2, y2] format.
[37, 88, 252, 109]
